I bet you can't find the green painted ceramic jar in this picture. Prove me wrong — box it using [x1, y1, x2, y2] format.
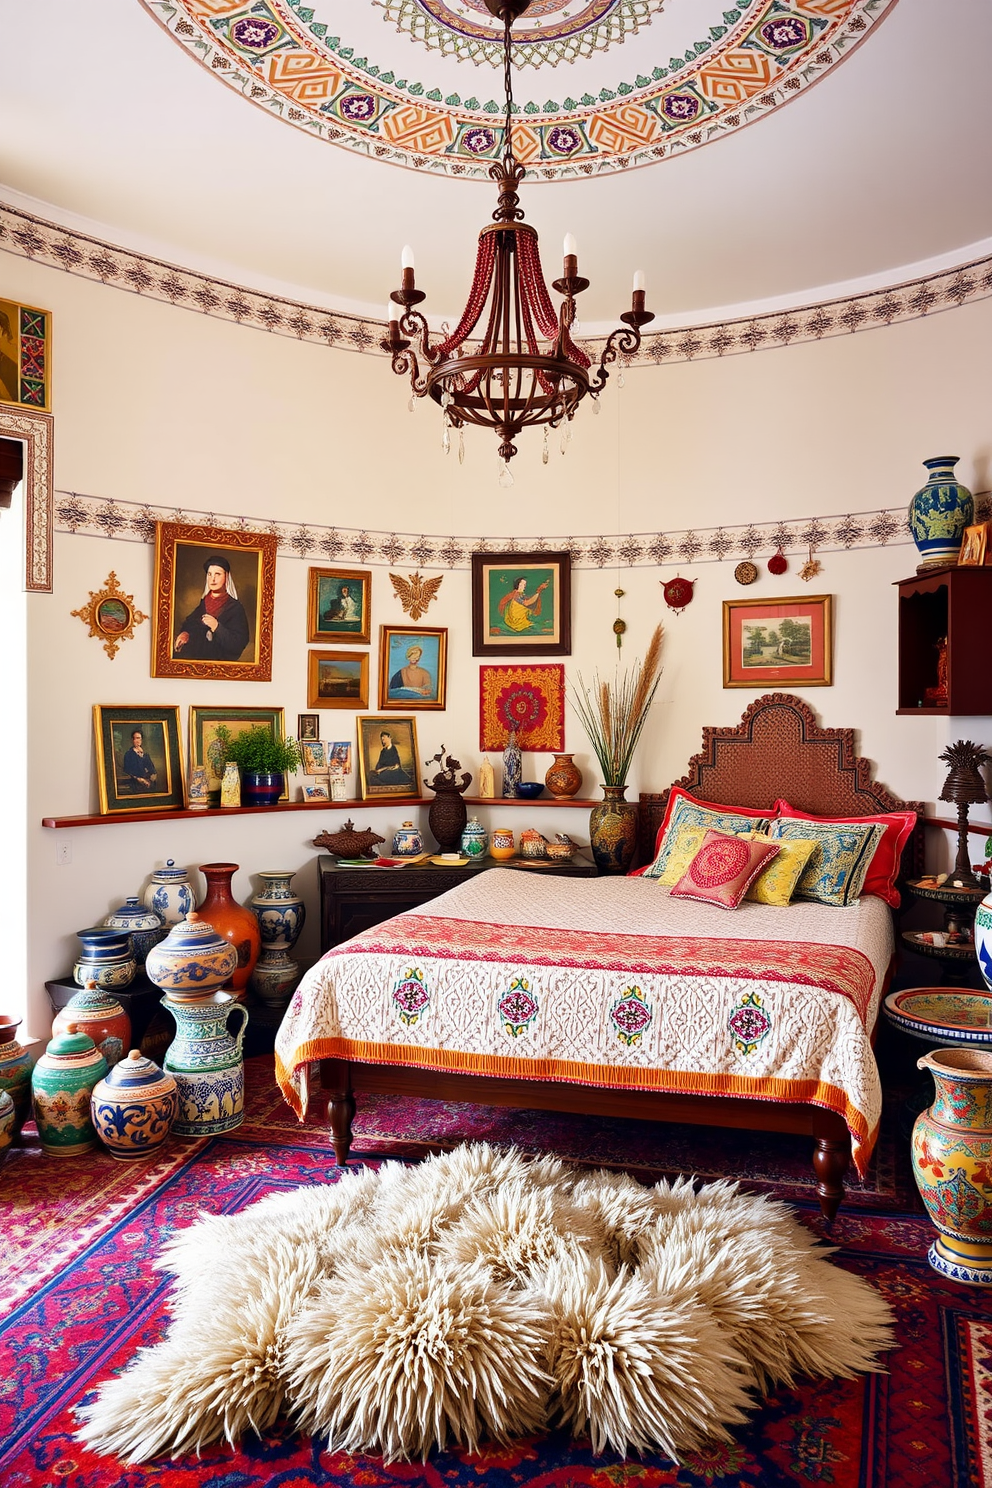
[31, 1025, 108, 1157]
[0, 1018, 33, 1139]
[0, 1090, 15, 1165]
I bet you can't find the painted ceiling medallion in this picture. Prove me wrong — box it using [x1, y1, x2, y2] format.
[375, 0, 667, 69]
[143, 0, 898, 179]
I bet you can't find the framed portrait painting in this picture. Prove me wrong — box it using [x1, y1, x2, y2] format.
[723, 595, 833, 688]
[308, 650, 370, 709]
[190, 706, 288, 805]
[357, 715, 420, 801]
[93, 705, 185, 815]
[471, 551, 571, 657]
[151, 522, 278, 681]
[308, 567, 371, 644]
[297, 713, 320, 741]
[378, 626, 447, 710]
[958, 523, 990, 567]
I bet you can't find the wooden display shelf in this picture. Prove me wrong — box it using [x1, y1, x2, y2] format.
[42, 799, 434, 829]
[462, 796, 599, 807]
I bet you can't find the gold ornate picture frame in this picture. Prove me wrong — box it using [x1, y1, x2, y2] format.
[151, 521, 278, 681]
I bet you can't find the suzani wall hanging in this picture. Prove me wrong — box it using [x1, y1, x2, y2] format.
[479, 664, 565, 752]
[0, 299, 51, 411]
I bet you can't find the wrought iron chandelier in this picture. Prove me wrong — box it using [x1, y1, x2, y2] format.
[383, 0, 654, 473]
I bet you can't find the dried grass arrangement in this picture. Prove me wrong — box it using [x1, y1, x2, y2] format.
[570, 624, 664, 787]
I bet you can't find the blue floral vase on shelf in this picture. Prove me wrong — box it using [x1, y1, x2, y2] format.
[249, 870, 306, 1006]
[392, 822, 424, 857]
[909, 456, 974, 571]
[72, 927, 137, 992]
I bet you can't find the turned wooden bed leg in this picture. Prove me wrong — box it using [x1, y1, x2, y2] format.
[321, 1059, 355, 1165]
[812, 1136, 850, 1223]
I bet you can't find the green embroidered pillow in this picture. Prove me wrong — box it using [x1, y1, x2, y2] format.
[644, 794, 770, 880]
[768, 818, 887, 907]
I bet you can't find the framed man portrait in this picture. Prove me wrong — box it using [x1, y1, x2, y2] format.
[378, 626, 447, 710]
[308, 650, 370, 709]
[151, 522, 278, 681]
[190, 706, 289, 805]
[357, 715, 420, 801]
[93, 705, 185, 815]
[297, 713, 320, 741]
[308, 567, 371, 644]
[471, 551, 571, 657]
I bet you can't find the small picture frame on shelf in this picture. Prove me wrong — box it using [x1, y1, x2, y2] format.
[302, 782, 330, 801]
[301, 740, 328, 775]
[327, 741, 352, 774]
[93, 705, 185, 815]
[958, 523, 989, 567]
[298, 713, 320, 741]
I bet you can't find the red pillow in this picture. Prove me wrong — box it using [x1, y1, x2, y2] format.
[773, 799, 917, 908]
[640, 786, 774, 866]
[670, 830, 781, 910]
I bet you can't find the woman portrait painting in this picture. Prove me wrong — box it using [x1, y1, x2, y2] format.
[173, 554, 250, 662]
[113, 723, 166, 797]
[472, 553, 570, 657]
[358, 716, 419, 799]
[153, 523, 277, 681]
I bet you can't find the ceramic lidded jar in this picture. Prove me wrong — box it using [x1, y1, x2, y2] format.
[145, 912, 239, 999]
[198, 863, 261, 996]
[0, 1089, 15, 1165]
[392, 822, 424, 857]
[73, 927, 137, 992]
[53, 982, 131, 1068]
[545, 753, 583, 800]
[143, 860, 197, 927]
[162, 990, 248, 1136]
[490, 828, 516, 861]
[90, 1048, 178, 1161]
[460, 818, 488, 859]
[0, 1018, 33, 1138]
[519, 829, 549, 859]
[908, 456, 974, 571]
[912, 1046, 992, 1284]
[32, 1025, 108, 1156]
[104, 895, 165, 966]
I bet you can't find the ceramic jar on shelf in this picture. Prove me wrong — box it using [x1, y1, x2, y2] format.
[73, 927, 136, 992]
[545, 753, 582, 800]
[908, 456, 974, 571]
[90, 1049, 178, 1161]
[460, 818, 488, 859]
[31, 1025, 108, 1156]
[143, 860, 197, 927]
[198, 863, 261, 996]
[162, 991, 248, 1136]
[250, 871, 306, 1006]
[53, 982, 131, 1068]
[0, 1018, 33, 1138]
[520, 828, 549, 859]
[392, 822, 424, 857]
[103, 895, 165, 967]
[490, 828, 515, 861]
[912, 1047, 992, 1284]
[145, 913, 239, 998]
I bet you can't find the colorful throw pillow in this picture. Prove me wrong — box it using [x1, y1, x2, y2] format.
[773, 799, 917, 908]
[643, 788, 772, 880]
[769, 818, 887, 907]
[670, 829, 781, 910]
[745, 835, 821, 906]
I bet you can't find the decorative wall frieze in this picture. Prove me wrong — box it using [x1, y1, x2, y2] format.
[52, 488, 992, 571]
[3, 200, 992, 369]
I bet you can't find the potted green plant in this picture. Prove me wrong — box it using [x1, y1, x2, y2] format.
[213, 725, 302, 808]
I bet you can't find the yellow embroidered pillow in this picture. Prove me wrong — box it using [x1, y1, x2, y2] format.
[746, 835, 821, 906]
[653, 823, 711, 885]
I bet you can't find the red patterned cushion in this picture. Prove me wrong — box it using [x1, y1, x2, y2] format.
[670, 829, 781, 910]
[773, 799, 916, 908]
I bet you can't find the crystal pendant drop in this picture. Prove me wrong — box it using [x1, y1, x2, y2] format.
[618, 357, 626, 389]
[458, 427, 465, 465]
[560, 420, 572, 456]
[407, 395, 415, 414]
[441, 414, 451, 456]
[498, 460, 514, 489]
[591, 398, 600, 416]
[542, 427, 549, 465]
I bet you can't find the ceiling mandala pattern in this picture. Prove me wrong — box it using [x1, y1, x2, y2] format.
[142, 0, 897, 179]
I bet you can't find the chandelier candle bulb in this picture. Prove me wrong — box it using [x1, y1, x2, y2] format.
[401, 244, 415, 269]
[633, 270, 646, 292]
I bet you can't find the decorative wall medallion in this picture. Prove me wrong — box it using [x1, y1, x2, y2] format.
[389, 570, 444, 619]
[141, 0, 898, 179]
[70, 571, 148, 660]
[734, 561, 758, 586]
[662, 575, 695, 611]
[767, 546, 788, 575]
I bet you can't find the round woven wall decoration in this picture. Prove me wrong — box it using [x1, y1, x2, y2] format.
[734, 561, 758, 586]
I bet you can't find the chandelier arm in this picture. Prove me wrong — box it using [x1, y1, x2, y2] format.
[397, 308, 441, 364]
[587, 324, 644, 395]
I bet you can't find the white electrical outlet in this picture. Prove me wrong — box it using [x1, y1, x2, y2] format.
[56, 838, 72, 865]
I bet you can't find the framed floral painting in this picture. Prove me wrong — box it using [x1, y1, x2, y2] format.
[479, 664, 565, 751]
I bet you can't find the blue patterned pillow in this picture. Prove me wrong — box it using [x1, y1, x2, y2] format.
[644, 796, 770, 879]
[768, 818, 887, 907]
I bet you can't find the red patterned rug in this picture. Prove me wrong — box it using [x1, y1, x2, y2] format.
[0, 1057, 988, 1486]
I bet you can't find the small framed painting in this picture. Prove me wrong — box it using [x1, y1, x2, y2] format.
[0, 299, 51, 410]
[958, 523, 989, 567]
[301, 740, 328, 775]
[471, 550, 571, 656]
[308, 567, 371, 644]
[723, 595, 833, 688]
[302, 782, 330, 801]
[357, 715, 421, 801]
[298, 713, 320, 741]
[327, 741, 352, 774]
[308, 650, 370, 709]
[151, 521, 278, 681]
[190, 706, 288, 804]
[93, 705, 185, 815]
[378, 626, 447, 710]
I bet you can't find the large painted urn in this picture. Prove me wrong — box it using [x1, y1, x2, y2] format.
[912, 1047, 992, 1285]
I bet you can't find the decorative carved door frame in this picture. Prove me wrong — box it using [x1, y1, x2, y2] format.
[0, 406, 53, 592]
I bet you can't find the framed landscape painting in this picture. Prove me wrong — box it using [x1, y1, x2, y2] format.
[93, 705, 185, 815]
[308, 567, 371, 644]
[471, 551, 571, 657]
[190, 705, 288, 804]
[723, 595, 833, 688]
[308, 650, 370, 709]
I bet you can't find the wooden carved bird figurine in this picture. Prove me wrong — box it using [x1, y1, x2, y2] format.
[389, 571, 444, 621]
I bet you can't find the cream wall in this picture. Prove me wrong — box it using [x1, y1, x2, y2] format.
[3, 252, 992, 1037]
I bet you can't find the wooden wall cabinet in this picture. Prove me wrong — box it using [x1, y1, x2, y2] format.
[895, 565, 992, 715]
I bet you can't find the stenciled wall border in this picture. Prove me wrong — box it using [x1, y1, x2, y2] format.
[3, 200, 991, 368]
[0, 407, 54, 592]
[51, 487, 992, 571]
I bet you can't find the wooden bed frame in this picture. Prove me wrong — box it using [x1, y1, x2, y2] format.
[321, 692, 923, 1221]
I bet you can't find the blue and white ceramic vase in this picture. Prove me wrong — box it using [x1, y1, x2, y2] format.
[0, 1017, 33, 1139]
[143, 860, 197, 927]
[103, 895, 165, 967]
[73, 927, 137, 992]
[392, 822, 424, 857]
[162, 990, 248, 1136]
[975, 892, 992, 992]
[502, 729, 522, 798]
[909, 456, 974, 571]
[461, 818, 488, 859]
[144, 913, 239, 998]
[249, 871, 306, 1005]
[90, 1048, 178, 1161]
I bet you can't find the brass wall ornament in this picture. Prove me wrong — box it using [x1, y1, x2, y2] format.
[71, 571, 147, 660]
[389, 570, 444, 621]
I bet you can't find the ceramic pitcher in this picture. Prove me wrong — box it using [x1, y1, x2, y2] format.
[162, 991, 248, 1137]
[912, 1046, 992, 1285]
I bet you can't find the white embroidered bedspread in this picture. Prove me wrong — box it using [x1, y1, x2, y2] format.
[275, 870, 894, 1176]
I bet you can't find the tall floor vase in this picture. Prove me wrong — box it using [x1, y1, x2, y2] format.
[198, 863, 261, 998]
[589, 785, 638, 875]
[912, 1047, 992, 1284]
[250, 870, 306, 1006]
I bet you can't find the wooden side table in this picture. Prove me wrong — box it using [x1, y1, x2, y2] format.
[319, 854, 597, 953]
[901, 879, 987, 987]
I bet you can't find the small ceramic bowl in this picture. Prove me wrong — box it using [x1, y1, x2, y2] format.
[515, 782, 544, 799]
[545, 841, 574, 861]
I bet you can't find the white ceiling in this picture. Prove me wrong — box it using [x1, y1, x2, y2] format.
[1, 0, 991, 326]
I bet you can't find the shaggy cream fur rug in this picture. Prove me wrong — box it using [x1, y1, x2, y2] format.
[76, 1145, 894, 1464]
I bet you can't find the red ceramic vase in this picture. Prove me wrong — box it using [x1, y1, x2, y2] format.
[197, 863, 261, 997]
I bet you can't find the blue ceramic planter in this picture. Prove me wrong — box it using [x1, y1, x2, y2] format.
[242, 770, 284, 807]
[909, 456, 974, 570]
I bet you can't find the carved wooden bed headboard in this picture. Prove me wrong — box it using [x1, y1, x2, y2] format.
[638, 692, 925, 879]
